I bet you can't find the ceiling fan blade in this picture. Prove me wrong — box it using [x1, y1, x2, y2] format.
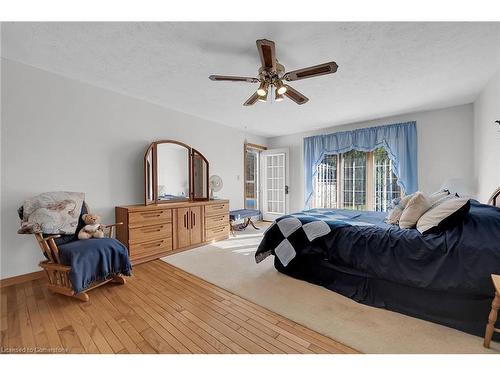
[209, 75, 260, 83]
[283, 62, 338, 81]
[243, 92, 260, 106]
[284, 85, 309, 105]
[256, 39, 277, 71]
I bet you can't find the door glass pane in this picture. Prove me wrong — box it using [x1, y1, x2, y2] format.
[265, 153, 285, 214]
[245, 147, 260, 209]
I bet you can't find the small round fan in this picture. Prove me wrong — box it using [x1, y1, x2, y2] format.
[209, 175, 223, 199]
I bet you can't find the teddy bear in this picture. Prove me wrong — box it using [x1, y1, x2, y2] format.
[78, 213, 106, 240]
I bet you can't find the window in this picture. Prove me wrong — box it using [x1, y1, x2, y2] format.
[374, 148, 400, 211]
[312, 154, 338, 208]
[312, 147, 402, 211]
[244, 143, 266, 210]
[342, 150, 367, 210]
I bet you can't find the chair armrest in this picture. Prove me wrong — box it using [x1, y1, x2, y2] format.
[102, 222, 124, 228]
[39, 260, 71, 272]
[102, 222, 123, 238]
[35, 234, 62, 263]
[37, 234, 61, 243]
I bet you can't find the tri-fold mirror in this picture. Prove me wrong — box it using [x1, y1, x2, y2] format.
[144, 140, 209, 205]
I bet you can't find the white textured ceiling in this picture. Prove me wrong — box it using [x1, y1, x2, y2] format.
[2, 22, 500, 137]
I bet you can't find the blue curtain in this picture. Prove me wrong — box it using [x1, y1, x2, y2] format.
[304, 121, 418, 209]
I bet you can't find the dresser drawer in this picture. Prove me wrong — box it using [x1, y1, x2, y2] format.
[129, 238, 172, 260]
[205, 225, 229, 241]
[129, 222, 172, 244]
[205, 203, 229, 217]
[205, 214, 229, 229]
[129, 209, 172, 227]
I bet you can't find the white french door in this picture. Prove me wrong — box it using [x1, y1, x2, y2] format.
[261, 148, 289, 221]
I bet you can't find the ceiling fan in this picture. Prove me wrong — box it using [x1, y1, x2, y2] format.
[209, 39, 338, 106]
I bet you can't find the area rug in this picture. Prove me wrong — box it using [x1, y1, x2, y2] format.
[162, 223, 499, 354]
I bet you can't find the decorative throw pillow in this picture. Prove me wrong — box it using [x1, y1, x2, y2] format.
[385, 193, 414, 224]
[17, 191, 85, 234]
[399, 192, 432, 229]
[416, 197, 471, 234]
[428, 189, 450, 205]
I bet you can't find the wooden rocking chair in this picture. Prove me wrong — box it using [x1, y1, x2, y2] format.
[34, 222, 127, 302]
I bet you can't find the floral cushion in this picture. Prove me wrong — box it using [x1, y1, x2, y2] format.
[18, 191, 85, 234]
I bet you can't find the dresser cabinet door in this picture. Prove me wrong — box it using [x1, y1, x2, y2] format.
[177, 207, 191, 248]
[190, 206, 203, 245]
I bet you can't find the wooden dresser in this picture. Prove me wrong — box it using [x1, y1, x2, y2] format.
[115, 200, 229, 264]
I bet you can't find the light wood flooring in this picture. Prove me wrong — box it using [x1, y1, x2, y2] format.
[0, 260, 359, 354]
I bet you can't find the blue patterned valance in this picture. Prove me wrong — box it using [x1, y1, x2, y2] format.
[304, 121, 418, 209]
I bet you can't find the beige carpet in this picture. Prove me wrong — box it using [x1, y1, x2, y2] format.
[162, 223, 499, 354]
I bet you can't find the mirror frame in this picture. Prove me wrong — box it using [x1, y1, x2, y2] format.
[144, 140, 210, 205]
[144, 143, 155, 205]
[191, 147, 210, 201]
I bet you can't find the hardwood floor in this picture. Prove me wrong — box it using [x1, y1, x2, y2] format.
[0, 260, 359, 354]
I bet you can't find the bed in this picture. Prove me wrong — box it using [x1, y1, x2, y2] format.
[255, 194, 500, 339]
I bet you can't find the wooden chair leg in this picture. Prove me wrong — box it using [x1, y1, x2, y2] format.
[74, 292, 89, 302]
[111, 275, 126, 285]
[484, 293, 500, 348]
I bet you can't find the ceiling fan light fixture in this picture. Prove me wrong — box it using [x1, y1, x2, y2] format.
[256, 81, 269, 96]
[258, 91, 268, 102]
[276, 81, 287, 95]
[275, 89, 284, 102]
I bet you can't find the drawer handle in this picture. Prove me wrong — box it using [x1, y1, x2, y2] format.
[141, 213, 162, 218]
[142, 241, 163, 248]
[142, 227, 163, 233]
[210, 205, 224, 210]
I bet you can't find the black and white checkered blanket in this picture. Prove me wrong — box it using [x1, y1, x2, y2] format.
[255, 209, 360, 266]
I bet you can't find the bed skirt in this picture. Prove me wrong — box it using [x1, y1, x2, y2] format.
[274, 255, 499, 341]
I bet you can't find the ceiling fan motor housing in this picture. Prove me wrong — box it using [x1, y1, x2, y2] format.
[258, 63, 285, 83]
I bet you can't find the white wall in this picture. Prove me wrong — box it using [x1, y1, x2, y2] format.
[473, 69, 500, 202]
[268, 104, 474, 213]
[0, 59, 267, 278]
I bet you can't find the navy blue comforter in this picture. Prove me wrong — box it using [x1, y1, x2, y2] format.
[256, 200, 500, 297]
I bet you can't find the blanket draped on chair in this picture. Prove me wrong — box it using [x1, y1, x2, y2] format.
[58, 238, 132, 293]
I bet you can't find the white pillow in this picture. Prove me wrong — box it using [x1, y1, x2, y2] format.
[385, 194, 414, 224]
[399, 192, 432, 229]
[417, 197, 470, 234]
[428, 190, 450, 205]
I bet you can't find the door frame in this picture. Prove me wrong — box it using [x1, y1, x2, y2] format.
[243, 143, 267, 212]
